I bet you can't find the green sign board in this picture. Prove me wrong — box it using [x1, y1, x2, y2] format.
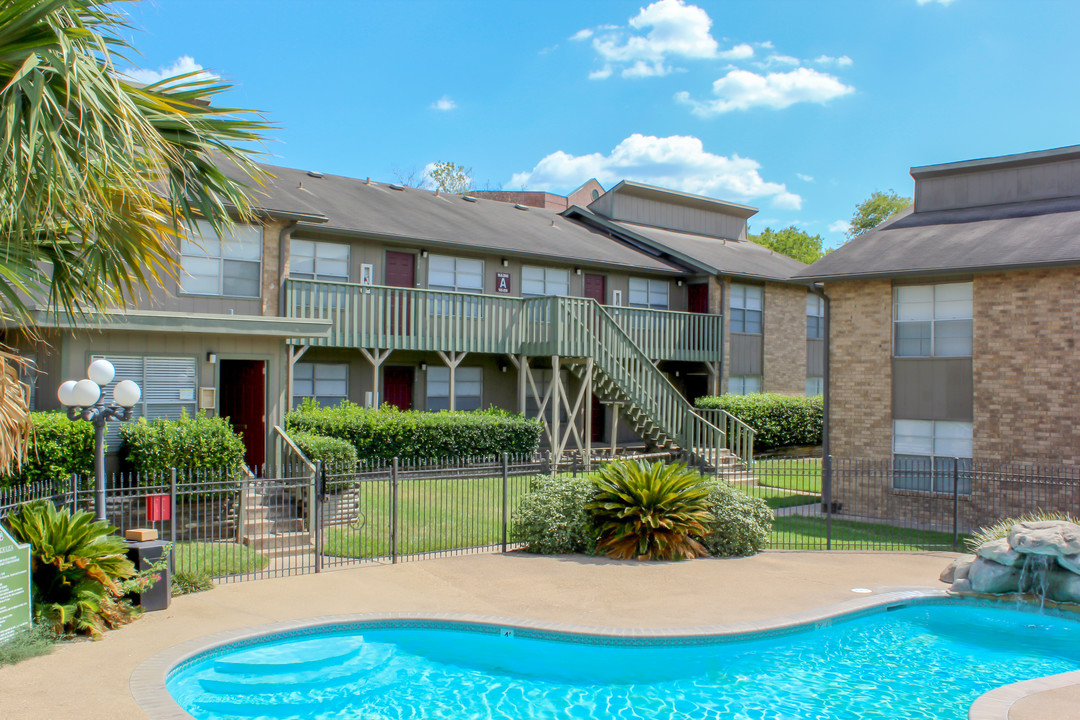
[0, 523, 31, 643]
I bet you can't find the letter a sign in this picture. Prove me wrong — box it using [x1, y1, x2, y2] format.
[495, 272, 511, 294]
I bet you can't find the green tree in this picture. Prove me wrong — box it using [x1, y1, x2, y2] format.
[846, 190, 911, 240]
[427, 161, 473, 194]
[0, 0, 268, 472]
[750, 226, 825, 264]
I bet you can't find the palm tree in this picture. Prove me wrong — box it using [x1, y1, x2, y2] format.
[0, 0, 270, 473]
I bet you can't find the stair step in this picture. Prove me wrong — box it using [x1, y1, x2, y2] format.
[242, 532, 313, 551]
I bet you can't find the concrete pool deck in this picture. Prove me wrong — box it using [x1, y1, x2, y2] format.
[0, 549, 1076, 720]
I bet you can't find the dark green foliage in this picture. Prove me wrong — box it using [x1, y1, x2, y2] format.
[119, 412, 246, 477]
[695, 393, 822, 451]
[0, 625, 57, 666]
[285, 401, 542, 462]
[290, 431, 358, 471]
[750, 226, 824, 264]
[699, 482, 772, 557]
[172, 571, 214, 597]
[846, 189, 912, 240]
[512, 475, 597, 554]
[1, 412, 94, 488]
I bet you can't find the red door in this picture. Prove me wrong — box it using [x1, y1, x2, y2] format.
[591, 394, 604, 443]
[385, 251, 415, 335]
[583, 273, 606, 304]
[688, 284, 708, 313]
[383, 366, 414, 410]
[219, 359, 265, 470]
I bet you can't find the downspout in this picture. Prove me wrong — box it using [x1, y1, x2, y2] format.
[277, 221, 298, 435]
[808, 283, 829, 459]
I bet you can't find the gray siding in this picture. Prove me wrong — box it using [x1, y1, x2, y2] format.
[729, 333, 762, 375]
[891, 358, 973, 421]
[594, 192, 746, 240]
[915, 157, 1080, 212]
[806, 339, 824, 377]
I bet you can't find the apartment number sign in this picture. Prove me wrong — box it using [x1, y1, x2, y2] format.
[495, 272, 511, 294]
[0, 524, 30, 643]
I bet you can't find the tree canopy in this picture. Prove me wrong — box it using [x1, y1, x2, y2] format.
[749, 226, 825, 265]
[846, 190, 912, 240]
[426, 161, 473, 194]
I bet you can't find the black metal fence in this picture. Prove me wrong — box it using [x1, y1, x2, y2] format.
[2, 454, 1079, 583]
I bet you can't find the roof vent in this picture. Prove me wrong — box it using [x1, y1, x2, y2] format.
[514, 203, 529, 211]
[365, 177, 371, 185]
[389, 183, 406, 191]
[307, 170, 324, 178]
[462, 195, 479, 203]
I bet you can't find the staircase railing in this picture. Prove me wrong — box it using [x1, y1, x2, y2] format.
[691, 408, 755, 467]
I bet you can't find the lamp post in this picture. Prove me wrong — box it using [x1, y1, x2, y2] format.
[57, 359, 141, 523]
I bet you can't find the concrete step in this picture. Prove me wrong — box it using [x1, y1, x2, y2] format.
[242, 531, 313, 552]
[244, 518, 305, 533]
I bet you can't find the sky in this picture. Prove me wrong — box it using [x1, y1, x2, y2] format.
[120, 0, 1080, 249]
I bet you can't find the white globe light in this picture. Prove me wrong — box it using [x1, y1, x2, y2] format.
[72, 379, 101, 408]
[113, 380, 141, 408]
[57, 380, 78, 407]
[87, 359, 115, 386]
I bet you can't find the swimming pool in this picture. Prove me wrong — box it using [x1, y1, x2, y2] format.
[165, 599, 1080, 720]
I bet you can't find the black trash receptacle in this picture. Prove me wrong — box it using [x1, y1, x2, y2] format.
[125, 540, 171, 611]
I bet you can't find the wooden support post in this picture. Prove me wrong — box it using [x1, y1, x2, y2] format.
[550, 356, 561, 466]
[705, 361, 720, 397]
[359, 347, 392, 407]
[508, 354, 525, 415]
[286, 344, 311, 410]
[556, 359, 590, 466]
[583, 358, 593, 469]
[436, 350, 467, 411]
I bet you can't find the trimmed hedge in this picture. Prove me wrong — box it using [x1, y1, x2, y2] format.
[512, 475, 597, 554]
[1, 412, 95, 489]
[290, 431, 358, 470]
[285, 401, 543, 462]
[119, 412, 246, 478]
[695, 393, 822, 452]
[698, 481, 772, 557]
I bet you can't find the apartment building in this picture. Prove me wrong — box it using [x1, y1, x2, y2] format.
[17, 162, 813, 470]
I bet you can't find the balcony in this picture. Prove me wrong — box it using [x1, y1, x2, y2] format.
[285, 279, 723, 362]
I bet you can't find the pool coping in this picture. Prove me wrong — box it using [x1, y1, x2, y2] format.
[129, 587, 1072, 720]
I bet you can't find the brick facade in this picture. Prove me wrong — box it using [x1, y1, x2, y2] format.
[972, 266, 1080, 465]
[261, 219, 290, 317]
[762, 282, 808, 395]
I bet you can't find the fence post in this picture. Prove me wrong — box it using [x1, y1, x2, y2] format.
[572, 453, 579, 477]
[169, 467, 177, 545]
[952, 457, 960, 550]
[824, 454, 833, 551]
[391, 457, 399, 564]
[501, 453, 509, 553]
[315, 461, 323, 573]
[541, 449, 551, 477]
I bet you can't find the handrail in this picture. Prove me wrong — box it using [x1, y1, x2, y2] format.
[274, 425, 318, 533]
[602, 304, 723, 361]
[692, 408, 756, 467]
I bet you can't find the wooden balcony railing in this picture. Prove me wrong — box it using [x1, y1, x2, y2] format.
[606, 306, 723, 362]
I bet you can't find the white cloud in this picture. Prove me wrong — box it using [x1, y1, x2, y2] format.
[677, 67, 854, 114]
[718, 43, 754, 60]
[430, 95, 457, 111]
[120, 55, 214, 85]
[570, 28, 594, 41]
[589, 0, 718, 78]
[756, 54, 800, 68]
[589, 66, 614, 80]
[828, 220, 851, 234]
[510, 133, 801, 210]
[796, 173, 814, 182]
[814, 54, 853, 67]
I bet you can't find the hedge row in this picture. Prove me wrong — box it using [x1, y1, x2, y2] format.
[1, 412, 95, 489]
[695, 393, 822, 452]
[290, 431, 358, 469]
[119, 412, 247, 477]
[285, 401, 543, 462]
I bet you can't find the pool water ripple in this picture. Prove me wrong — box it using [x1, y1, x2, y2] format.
[167, 603, 1080, 720]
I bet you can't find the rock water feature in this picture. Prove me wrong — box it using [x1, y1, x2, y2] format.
[941, 520, 1080, 605]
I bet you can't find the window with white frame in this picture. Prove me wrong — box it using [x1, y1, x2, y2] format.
[428, 255, 483, 293]
[806, 376, 823, 396]
[179, 221, 262, 298]
[426, 366, 482, 411]
[893, 282, 972, 357]
[807, 294, 824, 340]
[728, 375, 761, 395]
[92, 355, 198, 445]
[521, 266, 570, 297]
[893, 419, 973, 494]
[628, 278, 669, 310]
[292, 363, 348, 408]
[290, 240, 350, 282]
[730, 284, 763, 334]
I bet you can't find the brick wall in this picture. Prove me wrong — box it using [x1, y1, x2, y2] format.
[762, 282, 808, 395]
[261, 219, 290, 317]
[825, 279, 893, 458]
[973, 266, 1080, 465]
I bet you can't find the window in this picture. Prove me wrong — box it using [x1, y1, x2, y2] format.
[807, 294, 824, 340]
[180, 221, 262, 297]
[292, 363, 348, 408]
[428, 255, 483, 293]
[806, 376, 823, 396]
[892, 419, 972, 494]
[521, 266, 570, 297]
[92, 355, 197, 445]
[894, 282, 972, 357]
[426, 366, 482, 411]
[290, 240, 350, 282]
[628, 278, 668, 309]
[730, 284, 763, 334]
[728, 375, 761, 395]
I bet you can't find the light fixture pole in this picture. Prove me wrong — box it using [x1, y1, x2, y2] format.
[57, 360, 141, 523]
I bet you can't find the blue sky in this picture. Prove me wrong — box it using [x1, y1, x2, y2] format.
[121, 0, 1080, 249]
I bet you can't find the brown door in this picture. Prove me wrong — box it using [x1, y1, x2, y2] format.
[385, 251, 415, 335]
[583, 273, 606, 304]
[591, 394, 604, 443]
[219, 359, 265, 470]
[688, 283, 708, 313]
[383, 366, 414, 410]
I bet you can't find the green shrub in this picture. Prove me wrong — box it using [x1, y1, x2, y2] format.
[172, 571, 214, 597]
[1, 412, 94, 488]
[0, 626, 57, 667]
[699, 482, 772, 557]
[512, 475, 596, 554]
[285, 401, 542, 462]
[695, 393, 823, 451]
[119, 411, 246, 477]
[587, 460, 712, 561]
[290, 431, 358, 471]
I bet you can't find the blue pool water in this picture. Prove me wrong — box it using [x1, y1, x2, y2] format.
[167, 601, 1080, 719]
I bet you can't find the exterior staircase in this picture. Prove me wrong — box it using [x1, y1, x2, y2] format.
[241, 480, 314, 560]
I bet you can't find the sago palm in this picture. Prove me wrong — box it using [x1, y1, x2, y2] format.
[587, 460, 713, 561]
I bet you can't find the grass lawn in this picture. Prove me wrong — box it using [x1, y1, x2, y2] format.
[174, 541, 269, 577]
[770, 514, 961, 551]
[754, 458, 822, 493]
[740, 484, 820, 510]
